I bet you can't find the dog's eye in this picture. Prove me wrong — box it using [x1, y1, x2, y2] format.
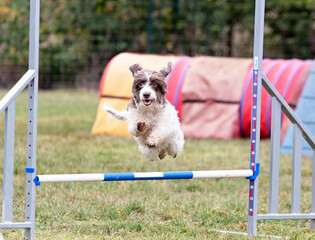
[151, 82, 158, 88]
[137, 82, 145, 88]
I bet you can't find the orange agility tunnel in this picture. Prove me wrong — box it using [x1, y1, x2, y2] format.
[91, 53, 181, 136]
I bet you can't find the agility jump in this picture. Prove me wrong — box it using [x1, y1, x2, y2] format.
[1, 0, 315, 239]
[33, 166, 259, 185]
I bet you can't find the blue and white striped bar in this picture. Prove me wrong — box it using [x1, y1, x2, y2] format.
[34, 169, 255, 185]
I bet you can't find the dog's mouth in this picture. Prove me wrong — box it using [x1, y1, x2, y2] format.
[143, 99, 152, 106]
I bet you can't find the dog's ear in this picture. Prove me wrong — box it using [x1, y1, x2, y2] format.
[160, 62, 172, 78]
[129, 64, 142, 76]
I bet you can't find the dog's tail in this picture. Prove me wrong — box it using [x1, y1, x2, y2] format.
[103, 103, 128, 121]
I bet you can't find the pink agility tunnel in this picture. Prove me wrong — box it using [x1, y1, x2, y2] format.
[165, 56, 193, 120]
[239, 59, 313, 139]
[180, 56, 252, 139]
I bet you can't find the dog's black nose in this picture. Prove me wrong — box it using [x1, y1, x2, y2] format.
[143, 92, 150, 99]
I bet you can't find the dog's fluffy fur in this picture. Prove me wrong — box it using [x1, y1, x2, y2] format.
[103, 62, 184, 161]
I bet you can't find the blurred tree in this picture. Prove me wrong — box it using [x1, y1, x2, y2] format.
[0, 0, 313, 88]
[265, 0, 315, 58]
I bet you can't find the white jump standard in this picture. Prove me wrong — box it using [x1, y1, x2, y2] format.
[33, 165, 260, 185]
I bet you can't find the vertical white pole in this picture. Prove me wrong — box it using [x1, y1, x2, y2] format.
[2, 101, 15, 223]
[269, 97, 281, 213]
[291, 125, 302, 213]
[25, 0, 39, 239]
[248, 0, 265, 236]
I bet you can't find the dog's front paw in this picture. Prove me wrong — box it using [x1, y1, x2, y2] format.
[146, 136, 158, 148]
[137, 122, 146, 132]
[147, 143, 156, 148]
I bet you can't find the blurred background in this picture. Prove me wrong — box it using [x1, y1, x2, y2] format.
[0, 0, 314, 89]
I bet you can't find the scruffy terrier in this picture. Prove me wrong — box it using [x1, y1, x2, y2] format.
[103, 62, 184, 161]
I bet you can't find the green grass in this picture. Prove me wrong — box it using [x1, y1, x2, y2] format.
[0, 89, 315, 239]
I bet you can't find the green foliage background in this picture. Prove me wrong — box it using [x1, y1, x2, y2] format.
[0, 0, 314, 88]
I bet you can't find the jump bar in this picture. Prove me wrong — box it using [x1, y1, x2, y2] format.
[34, 165, 259, 185]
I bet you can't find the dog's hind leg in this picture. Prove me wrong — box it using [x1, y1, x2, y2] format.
[166, 139, 183, 158]
[166, 130, 184, 158]
[158, 149, 167, 160]
[166, 144, 178, 158]
[139, 145, 160, 161]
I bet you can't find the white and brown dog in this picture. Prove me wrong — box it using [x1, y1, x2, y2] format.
[103, 62, 184, 161]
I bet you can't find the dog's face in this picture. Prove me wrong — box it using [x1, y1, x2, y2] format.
[129, 62, 172, 108]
